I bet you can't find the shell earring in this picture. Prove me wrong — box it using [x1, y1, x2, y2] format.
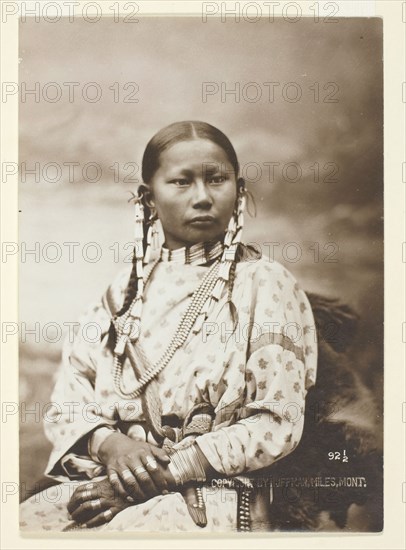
[143, 188, 160, 255]
[144, 212, 160, 263]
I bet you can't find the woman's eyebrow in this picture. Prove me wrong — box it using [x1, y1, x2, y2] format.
[167, 168, 193, 178]
[166, 165, 224, 179]
[203, 164, 222, 176]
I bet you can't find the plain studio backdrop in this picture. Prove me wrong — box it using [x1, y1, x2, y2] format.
[18, 16, 383, 530]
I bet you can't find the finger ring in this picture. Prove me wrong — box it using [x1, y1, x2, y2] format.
[121, 469, 133, 480]
[134, 465, 147, 476]
[109, 472, 119, 482]
[83, 489, 93, 500]
[90, 498, 102, 511]
[103, 509, 113, 522]
[145, 456, 158, 470]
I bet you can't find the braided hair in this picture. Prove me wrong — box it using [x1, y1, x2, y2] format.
[115, 189, 153, 318]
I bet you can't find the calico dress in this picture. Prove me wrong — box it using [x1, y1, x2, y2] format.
[20, 246, 318, 532]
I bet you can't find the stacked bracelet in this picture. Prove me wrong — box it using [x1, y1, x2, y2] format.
[168, 443, 207, 486]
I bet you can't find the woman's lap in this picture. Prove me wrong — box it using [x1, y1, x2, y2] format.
[19, 479, 238, 533]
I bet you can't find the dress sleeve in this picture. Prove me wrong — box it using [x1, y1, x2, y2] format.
[194, 262, 318, 477]
[43, 297, 117, 480]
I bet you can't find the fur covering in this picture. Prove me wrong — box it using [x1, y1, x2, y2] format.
[264, 292, 383, 531]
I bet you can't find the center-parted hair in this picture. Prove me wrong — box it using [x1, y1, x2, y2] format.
[141, 120, 240, 183]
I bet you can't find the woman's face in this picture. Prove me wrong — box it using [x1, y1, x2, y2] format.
[146, 139, 237, 250]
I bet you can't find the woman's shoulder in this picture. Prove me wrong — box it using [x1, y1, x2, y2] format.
[109, 264, 133, 292]
[234, 248, 307, 311]
[105, 264, 133, 310]
[236, 250, 299, 286]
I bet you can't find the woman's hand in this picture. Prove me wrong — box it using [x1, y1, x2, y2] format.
[98, 432, 174, 501]
[67, 478, 130, 528]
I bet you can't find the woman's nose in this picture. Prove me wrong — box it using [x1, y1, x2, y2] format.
[191, 181, 213, 209]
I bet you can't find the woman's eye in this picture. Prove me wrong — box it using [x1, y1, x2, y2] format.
[208, 175, 226, 184]
[170, 179, 189, 187]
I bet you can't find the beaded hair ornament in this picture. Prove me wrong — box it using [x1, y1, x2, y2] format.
[111, 179, 247, 398]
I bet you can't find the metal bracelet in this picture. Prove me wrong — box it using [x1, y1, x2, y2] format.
[169, 444, 207, 485]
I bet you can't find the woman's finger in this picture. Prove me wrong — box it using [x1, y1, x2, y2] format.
[67, 483, 97, 515]
[82, 508, 116, 529]
[70, 497, 106, 523]
[142, 454, 168, 494]
[67, 494, 80, 516]
[151, 446, 171, 464]
[119, 467, 146, 502]
[107, 469, 128, 500]
[131, 459, 158, 498]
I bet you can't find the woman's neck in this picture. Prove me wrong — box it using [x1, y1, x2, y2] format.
[159, 240, 224, 265]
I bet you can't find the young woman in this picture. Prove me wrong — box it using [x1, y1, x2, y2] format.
[20, 121, 318, 532]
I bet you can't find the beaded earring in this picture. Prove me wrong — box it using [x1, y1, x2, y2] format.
[114, 193, 147, 355]
[143, 211, 159, 265]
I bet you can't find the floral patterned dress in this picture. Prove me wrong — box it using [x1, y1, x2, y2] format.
[20, 246, 317, 532]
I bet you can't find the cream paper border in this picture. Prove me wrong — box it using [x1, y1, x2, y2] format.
[0, 1, 404, 548]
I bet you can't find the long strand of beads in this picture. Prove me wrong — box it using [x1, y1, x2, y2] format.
[112, 258, 159, 397]
[113, 257, 159, 356]
[112, 259, 220, 399]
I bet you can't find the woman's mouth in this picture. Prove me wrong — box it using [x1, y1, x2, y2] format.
[188, 216, 216, 226]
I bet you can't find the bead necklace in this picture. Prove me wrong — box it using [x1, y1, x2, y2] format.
[159, 240, 224, 265]
[112, 257, 221, 399]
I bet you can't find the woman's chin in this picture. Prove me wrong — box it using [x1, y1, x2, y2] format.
[186, 227, 224, 245]
[164, 228, 225, 249]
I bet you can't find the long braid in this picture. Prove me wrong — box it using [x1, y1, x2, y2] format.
[114, 190, 152, 318]
[215, 176, 254, 332]
[223, 174, 259, 332]
[223, 243, 258, 333]
[106, 250, 140, 353]
[226, 258, 238, 330]
[116, 254, 138, 318]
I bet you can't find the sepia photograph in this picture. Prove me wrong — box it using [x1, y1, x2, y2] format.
[13, 8, 384, 535]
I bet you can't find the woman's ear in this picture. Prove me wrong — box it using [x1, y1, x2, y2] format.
[138, 183, 155, 207]
[236, 177, 246, 192]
